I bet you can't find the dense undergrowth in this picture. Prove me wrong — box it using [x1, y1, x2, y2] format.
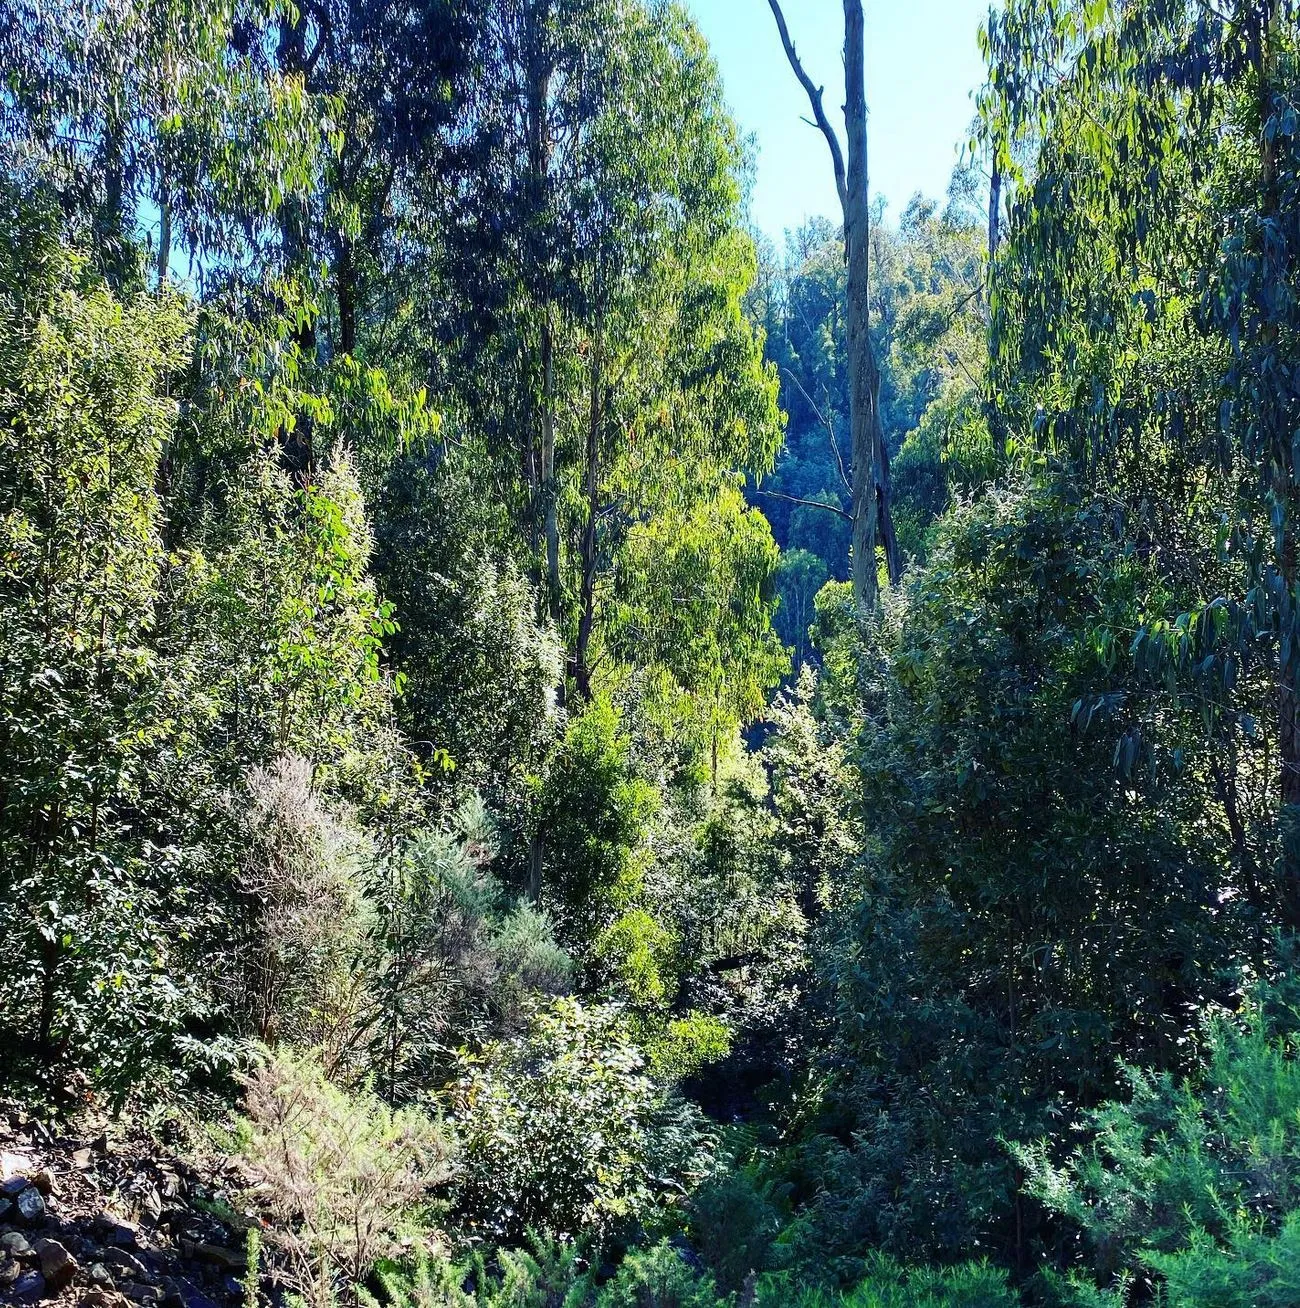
[5, 1, 1300, 1306]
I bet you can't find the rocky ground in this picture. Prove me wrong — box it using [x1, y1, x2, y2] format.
[0, 1102, 261, 1308]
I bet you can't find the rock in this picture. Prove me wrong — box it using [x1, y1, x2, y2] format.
[0, 1197, 12, 1221]
[12, 1269, 46, 1301]
[179, 1242, 245, 1271]
[89, 1263, 115, 1288]
[72, 1149, 94, 1171]
[127, 1283, 164, 1305]
[15, 1184, 47, 1224]
[166, 1281, 220, 1308]
[82, 1288, 128, 1308]
[1, 1174, 31, 1197]
[1, 1151, 33, 1181]
[220, 1277, 242, 1298]
[91, 1132, 111, 1156]
[94, 1215, 140, 1249]
[1, 1230, 36, 1259]
[0, 1258, 21, 1288]
[35, 1236, 78, 1291]
[101, 1247, 151, 1285]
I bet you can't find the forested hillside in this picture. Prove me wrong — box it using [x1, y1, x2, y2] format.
[4, 2, 1300, 1306]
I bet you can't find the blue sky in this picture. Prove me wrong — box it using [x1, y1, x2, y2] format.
[683, 0, 993, 243]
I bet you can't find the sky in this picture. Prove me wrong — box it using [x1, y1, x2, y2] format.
[683, 0, 993, 244]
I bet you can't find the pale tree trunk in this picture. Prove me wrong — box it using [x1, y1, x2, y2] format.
[575, 323, 602, 700]
[767, 0, 891, 610]
[988, 155, 1003, 271]
[541, 309, 561, 617]
[524, 7, 561, 618]
[843, 0, 879, 610]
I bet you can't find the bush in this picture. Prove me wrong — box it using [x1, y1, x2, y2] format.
[755, 1255, 1018, 1308]
[596, 1242, 723, 1308]
[1018, 979, 1300, 1305]
[233, 756, 375, 1066]
[373, 821, 571, 1100]
[447, 998, 665, 1244]
[239, 1049, 451, 1307]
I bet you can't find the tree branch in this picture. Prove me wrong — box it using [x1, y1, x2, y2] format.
[781, 366, 852, 494]
[754, 488, 852, 521]
[766, 0, 848, 215]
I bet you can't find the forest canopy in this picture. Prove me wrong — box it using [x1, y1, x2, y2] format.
[3, 2, 1300, 1307]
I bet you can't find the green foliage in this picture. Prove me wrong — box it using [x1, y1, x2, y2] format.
[446, 998, 669, 1244]
[595, 1242, 724, 1308]
[539, 697, 659, 952]
[0, 193, 206, 1093]
[239, 1047, 450, 1305]
[1018, 978, 1300, 1304]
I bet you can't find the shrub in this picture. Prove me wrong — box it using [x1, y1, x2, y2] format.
[367, 1236, 593, 1308]
[447, 998, 664, 1243]
[233, 756, 375, 1067]
[239, 1049, 451, 1307]
[595, 1242, 723, 1308]
[1018, 980, 1300, 1305]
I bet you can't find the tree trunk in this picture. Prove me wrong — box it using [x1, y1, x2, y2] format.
[871, 344, 901, 585]
[988, 155, 1002, 271]
[575, 327, 602, 700]
[157, 190, 172, 291]
[843, 0, 879, 611]
[337, 235, 357, 357]
[541, 310, 560, 617]
[277, 9, 316, 485]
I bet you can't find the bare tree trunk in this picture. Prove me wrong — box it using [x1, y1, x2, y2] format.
[988, 155, 1002, 271]
[874, 394, 901, 585]
[843, 0, 879, 611]
[157, 190, 172, 290]
[767, 0, 885, 610]
[575, 325, 602, 700]
[541, 310, 560, 616]
[337, 234, 357, 356]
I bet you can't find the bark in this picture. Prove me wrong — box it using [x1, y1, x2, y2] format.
[575, 327, 602, 701]
[157, 191, 172, 291]
[874, 397, 901, 586]
[843, 0, 879, 611]
[988, 154, 1002, 270]
[337, 235, 357, 357]
[768, 0, 884, 610]
[541, 311, 560, 616]
[276, 9, 316, 485]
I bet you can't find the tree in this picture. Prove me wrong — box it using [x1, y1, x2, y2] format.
[764, 0, 899, 609]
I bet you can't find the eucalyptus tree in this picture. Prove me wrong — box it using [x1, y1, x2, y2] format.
[979, 0, 1300, 926]
[764, 0, 899, 609]
[442, 0, 780, 691]
[0, 0, 322, 285]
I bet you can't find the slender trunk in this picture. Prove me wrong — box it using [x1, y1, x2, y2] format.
[527, 834, 544, 906]
[157, 190, 172, 291]
[844, 0, 878, 611]
[988, 155, 1002, 272]
[337, 235, 357, 357]
[872, 349, 901, 585]
[277, 11, 316, 484]
[575, 327, 602, 700]
[541, 310, 560, 617]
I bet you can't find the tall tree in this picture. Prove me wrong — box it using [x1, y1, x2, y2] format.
[765, 0, 899, 609]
